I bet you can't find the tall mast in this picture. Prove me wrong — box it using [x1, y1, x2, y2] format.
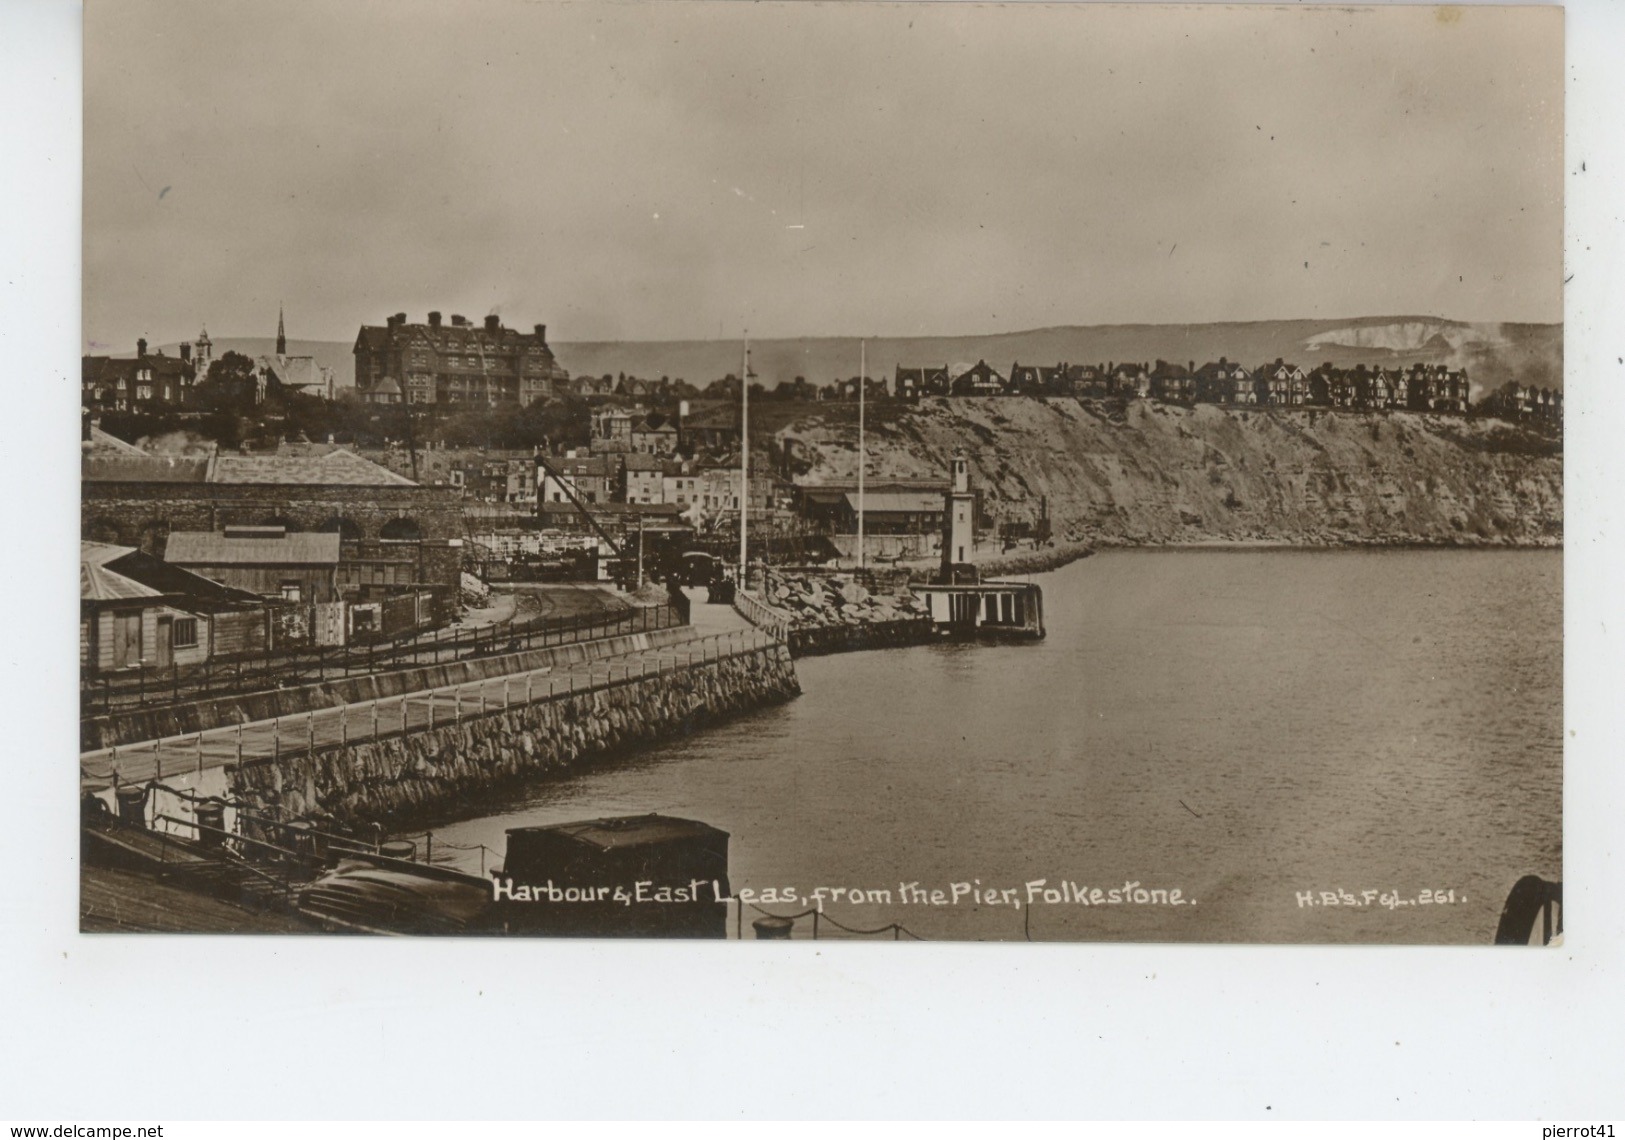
[738, 333, 750, 586]
[858, 338, 866, 570]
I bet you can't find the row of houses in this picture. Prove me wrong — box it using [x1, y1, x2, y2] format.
[84, 316, 339, 413]
[539, 452, 777, 521]
[82, 338, 199, 410]
[891, 358, 1484, 413]
[1485, 382, 1565, 423]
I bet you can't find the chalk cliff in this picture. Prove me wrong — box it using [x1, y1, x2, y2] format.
[777, 398, 1562, 547]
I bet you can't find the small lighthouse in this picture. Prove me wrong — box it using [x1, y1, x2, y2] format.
[940, 451, 976, 584]
[913, 451, 1044, 638]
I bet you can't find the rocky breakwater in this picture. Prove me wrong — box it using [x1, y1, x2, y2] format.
[228, 641, 799, 829]
[759, 568, 933, 656]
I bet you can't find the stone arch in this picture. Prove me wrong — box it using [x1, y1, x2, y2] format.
[84, 517, 124, 545]
[380, 516, 423, 541]
[317, 515, 365, 542]
[138, 519, 171, 557]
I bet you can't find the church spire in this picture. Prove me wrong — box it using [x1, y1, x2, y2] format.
[276, 304, 286, 356]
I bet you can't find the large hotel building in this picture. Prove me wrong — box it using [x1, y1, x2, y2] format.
[353, 311, 570, 406]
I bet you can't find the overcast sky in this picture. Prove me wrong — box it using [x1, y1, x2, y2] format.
[83, 0, 1563, 350]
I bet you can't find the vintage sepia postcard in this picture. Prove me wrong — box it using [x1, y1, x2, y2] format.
[79, 0, 1563, 945]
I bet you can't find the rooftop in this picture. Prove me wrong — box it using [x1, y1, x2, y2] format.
[209, 449, 416, 487]
[841, 491, 945, 515]
[510, 814, 728, 852]
[82, 456, 211, 484]
[83, 447, 418, 487]
[81, 542, 161, 602]
[165, 530, 342, 566]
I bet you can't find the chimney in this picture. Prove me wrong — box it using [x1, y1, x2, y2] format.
[386, 314, 401, 328]
[451, 314, 467, 327]
[484, 315, 500, 333]
[179, 342, 191, 362]
[428, 311, 442, 327]
[534, 324, 547, 343]
[394, 312, 407, 326]
[136, 338, 147, 357]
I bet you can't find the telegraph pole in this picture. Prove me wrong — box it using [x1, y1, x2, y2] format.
[858, 338, 866, 570]
[738, 334, 750, 588]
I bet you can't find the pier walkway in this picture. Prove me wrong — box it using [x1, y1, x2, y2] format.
[81, 625, 778, 786]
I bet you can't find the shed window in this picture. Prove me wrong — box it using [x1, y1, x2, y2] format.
[280, 582, 302, 602]
[172, 617, 199, 648]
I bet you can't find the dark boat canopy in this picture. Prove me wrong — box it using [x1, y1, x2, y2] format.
[508, 813, 728, 853]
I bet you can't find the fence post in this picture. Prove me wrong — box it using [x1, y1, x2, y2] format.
[196, 731, 203, 776]
[503, 677, 510, 708]
[237, 721, 244, 765]
[428, 692, 435, 730]
[454, 688, 461, 723]
[273, 716, 280, 763]
[372, 698, 379, 739]
[308, 710, 316, 754]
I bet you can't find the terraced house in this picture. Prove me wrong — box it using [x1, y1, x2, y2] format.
[1149, 360, 1197, 403]
[1253, 359, 1309, 406]
[1193, 358, 1255, 405]
[893, 365, 950, 400]
[1405, 363, 1471, 412]
[82, 337, 197, 411]
[1008, 362, 1065, 396]
[353, 311, 569, 406]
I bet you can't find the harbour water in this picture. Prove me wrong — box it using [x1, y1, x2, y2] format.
[430, 549, 1562, 943]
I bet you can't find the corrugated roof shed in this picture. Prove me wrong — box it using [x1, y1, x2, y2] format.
[81, 542, 162, 602]
[842, 491, 943, 515]
[165, 531, 342, 566]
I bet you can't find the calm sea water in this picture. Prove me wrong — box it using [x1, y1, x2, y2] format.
[429, 550, 1562, 944]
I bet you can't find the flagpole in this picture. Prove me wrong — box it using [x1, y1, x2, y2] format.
[858, 338, 866, 570]
[738, 333, 750, 587]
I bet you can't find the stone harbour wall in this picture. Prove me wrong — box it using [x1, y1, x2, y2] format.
[228, 643, 800, 828]
[83, 625, 701, 751]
